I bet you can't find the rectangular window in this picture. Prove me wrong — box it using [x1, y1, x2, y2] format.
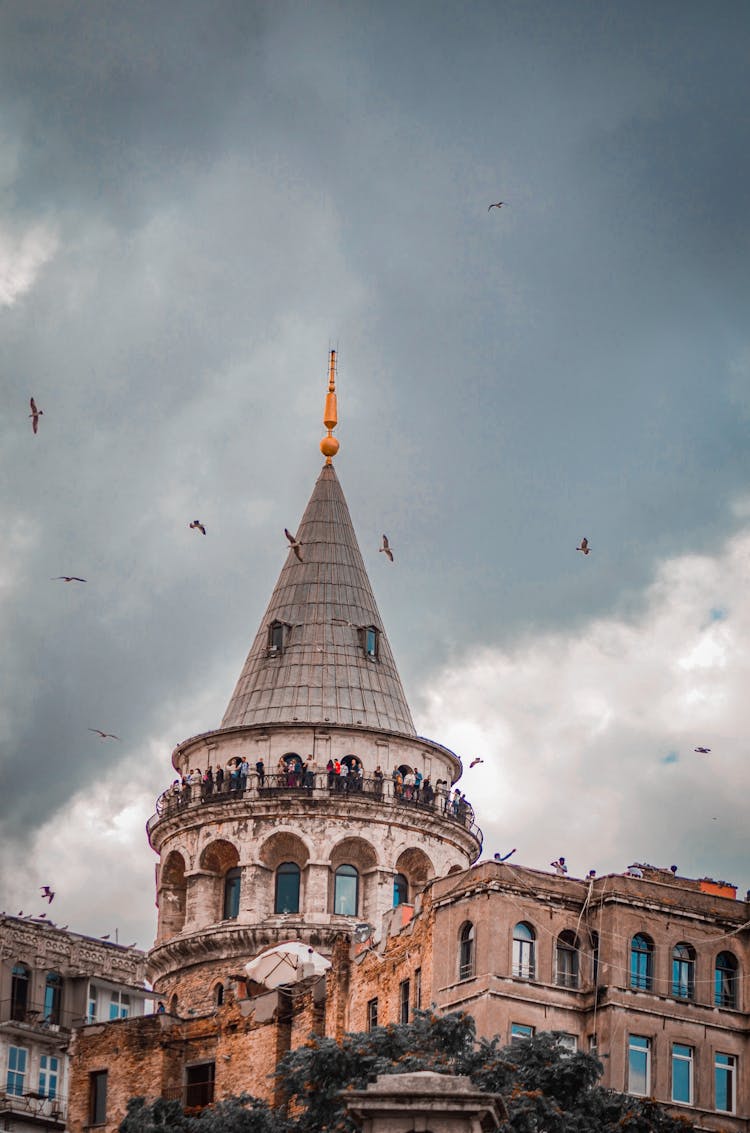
[414, 968, 422, 1010]
[185, 1062, 215, 1109]
[366, 997, 378, 1032]
[715, 1052, 736, 1114]
[628, 1034, 651, 1097]
[88, 984, 98, 1022]
[558, 1033, 578, 1053]
[510, 1023, 534, 1042]
[39, 1055, 59, 1099]
[6, 1045, 28, 1096]
[399, 979, 410, 1024]
[109, 991, 131, 1020]
[672, 1044, 693, 1105]
[90, 1070, 108, 1125]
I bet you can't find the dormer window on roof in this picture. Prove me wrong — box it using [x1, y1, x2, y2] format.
[267, 621, 287, 655]
[361, 625, 380, 660]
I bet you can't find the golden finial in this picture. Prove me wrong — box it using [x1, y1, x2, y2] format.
[320, 349, 340, 464]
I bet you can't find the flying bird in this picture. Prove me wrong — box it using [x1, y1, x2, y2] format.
[488, 201, 507, 211]
[40, 886, 55, 903]
[100, 934, 111, 940]
[52, 576, 86, 583]
[576, 537, 591, 555]
[469, 758, 484, 768]
[88, 728, 120, 740]
[29, 397, 43, 434]
[379, 534, 394, 562]
[694, 746, 711, 754]
[494, 848, 516, 862]
[189, 520, 206, 535]
[284, 528, 303, 562]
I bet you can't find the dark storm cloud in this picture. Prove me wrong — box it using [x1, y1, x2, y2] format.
[1, 0, 749, 929]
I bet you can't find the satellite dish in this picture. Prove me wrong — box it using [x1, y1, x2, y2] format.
[353, 923, 373, 943]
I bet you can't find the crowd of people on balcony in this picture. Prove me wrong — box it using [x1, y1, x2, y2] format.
[160, 755, 474, 826]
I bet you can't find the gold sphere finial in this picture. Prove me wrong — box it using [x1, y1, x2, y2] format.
[321, 348, 339, 464]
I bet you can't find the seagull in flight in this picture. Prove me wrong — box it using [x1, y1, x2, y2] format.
[29, 397, 43, 434]
[285, 528, 303, 562]
[379, 534, 394, 562]
[469, 757, 484, 768]
[189, 520, 206, 535]
[52, 576, 86, 583]
[89, 728, 120, 740]
[576, 537, 591, 555]
[488, 201, 507, 211]
[694, 746, 711, 754]
[40, 886, 55, 903]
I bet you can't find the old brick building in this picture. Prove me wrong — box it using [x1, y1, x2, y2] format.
[68, 360, 749, 1131]
[0, 915, 148, 1131]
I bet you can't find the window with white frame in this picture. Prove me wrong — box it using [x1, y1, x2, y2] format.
[715, 1052, 736, 1114]
[109, 991, 131, 1020]
[555, 931, 579, 988]
[510, 1023, 534, 1042]
[671, 943, 695, 1000]
[366, 997, 378, 1031]
[88, 984, 98, 1022]
[628, 1034, 651, 1097]
[557, 1033, 578, 1053]
[512, 922, 535, 979]
[39, 1054, 60, 1099]
[672, 1043, 694, 1105]
[7, 1045, 28, 1096]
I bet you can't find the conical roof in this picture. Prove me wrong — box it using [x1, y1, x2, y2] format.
[221, 463, 416, 736]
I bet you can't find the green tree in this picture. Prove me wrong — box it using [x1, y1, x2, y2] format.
[119, 1095, 283, 1133]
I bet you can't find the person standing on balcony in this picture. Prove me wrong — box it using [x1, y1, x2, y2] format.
[255, 758, 265, 787]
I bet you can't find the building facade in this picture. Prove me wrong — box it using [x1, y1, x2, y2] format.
[67, 359, 748, 1131]
[0, 915, 148, 1131]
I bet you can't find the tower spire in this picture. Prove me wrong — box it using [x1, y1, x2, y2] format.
[320, 349, 339, 464]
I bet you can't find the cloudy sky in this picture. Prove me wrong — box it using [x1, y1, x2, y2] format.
[1, 0, 749, 948]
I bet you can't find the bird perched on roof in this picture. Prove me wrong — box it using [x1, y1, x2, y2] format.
[494, 848, 516, 862]
[89, 728, 120, 740]
[694, 746, 711, 754]
[576, 537, 591, 555]
[285, 527, 303, 562]
[469, 757, 484, 768]
[29, 397, 43, 434]
[189, 520, 206, 535]
[100, 934, 110, 940]
[40, 886, 55, 903]
[488, 201, 507, 211]
[52, 576, 86, 583]
[379, 534, 394, 562]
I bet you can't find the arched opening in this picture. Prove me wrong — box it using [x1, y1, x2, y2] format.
[43, 972, 63, 1025]
[459, 922, 475, 980]
[200, 839, 241, 924]
[555, 930, 579, 989]
[512, 922, 535, 979]
[275, 862, 301, 914]
[333, 864, 359, 916]
[715, 951, 738, 1008]
[630, 933, 654, 991]
[223, 867, 242, 920]
[169, 993, 179, 1015]
[213, 983, 225, 1007]
[158, 850, 187, 940]
[393, 873, 408, 907]
[11, 963, 30, 1021]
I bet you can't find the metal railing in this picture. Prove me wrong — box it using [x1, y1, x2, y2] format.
[0, 1090, 67, 1123]
[0, 999, 73, 1032]
[150, 773, 482, 845]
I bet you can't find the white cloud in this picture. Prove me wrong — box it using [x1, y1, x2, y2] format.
[419, 524, 750, 890]
[0, 223, 59, 307]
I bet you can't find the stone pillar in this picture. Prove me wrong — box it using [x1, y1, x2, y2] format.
[343, 1070, 506, 1133]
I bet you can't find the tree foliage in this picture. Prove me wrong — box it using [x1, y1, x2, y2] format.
[121, 1011, 696, 1133]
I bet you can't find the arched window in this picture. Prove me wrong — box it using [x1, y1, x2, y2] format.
[170, 994, 179, 1015]
[630, 934, 654, 991]
[275, 862, 301, 914]
[715, 952, 738, 1009]
[459, 922, 475, 981]
[11, 963, 30, 1021]
[512, 922, 535, 979]
[223, 867, 242, 920]
[672, 942, 695, 1000]
[333, 864, 358, 916]
[43, 972, 63, 1025]
[555, 931, 579, 989]
[393, 873, 408, 907]
[213, 983, 225, 1007]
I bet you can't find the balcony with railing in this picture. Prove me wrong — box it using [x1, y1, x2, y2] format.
[148, 772, 483, 847]
[0, 1089, 67, 1127]
[0, 998, 74, 1036]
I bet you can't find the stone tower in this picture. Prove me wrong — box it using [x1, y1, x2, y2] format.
[146, 354, 482, 1012]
